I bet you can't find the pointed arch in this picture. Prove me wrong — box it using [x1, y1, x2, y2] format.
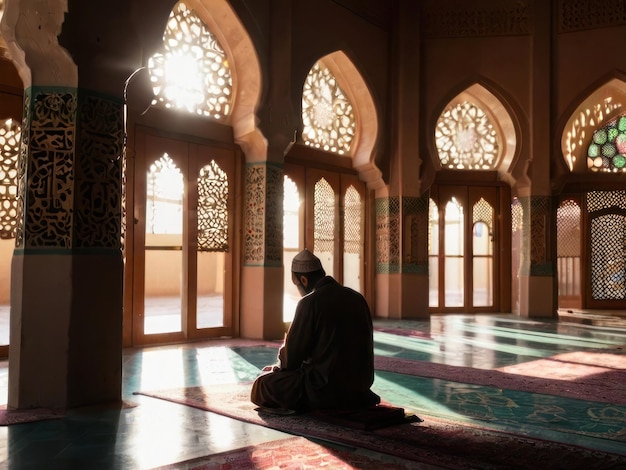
[560, 78, 626, 173]
[311, 51, 383, 190]
[433, 83, 517, 179]
[179, 0, 265, 159]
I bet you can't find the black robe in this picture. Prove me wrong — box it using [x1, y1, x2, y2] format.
[251, 276, 380, 410]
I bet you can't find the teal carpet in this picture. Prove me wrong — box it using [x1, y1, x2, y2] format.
[228, 314, 626, 456]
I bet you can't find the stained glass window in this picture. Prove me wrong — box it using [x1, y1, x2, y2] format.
[0, 118, 20, 239]
[435, 101, 499, 170]
[564, 97, 621, 171]
[302, 62, 355, 155]
[587, 115, 626, 172]
[149, 1, 232, 119]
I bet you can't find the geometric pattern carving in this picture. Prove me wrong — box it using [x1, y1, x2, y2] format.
[519, 196, 553, 276]
[473, 197, 493, 232]
[302, 61, 355, 155]
[590, 213, 626, 300]
[402, 195, 428, 272]
[587, 190, 626, 300]
[244, 164, 265, 265]
[244, 163, 283, 266]
[149, 2, 232, 119]
[343, 186, 361, 255]
[375, 197, 399, 274]
[587, 190, 626, 212]
[22, 88, 77, 249]
[587, 115, 626, 172]
[0, 118, 20, 239]
[264, 163, 283, 266]
[423, 1, 530, 38]
[436, 101, 499, 170]
[313, 178, 335, 255]
[559, 0, 626, 33]
[197, 160, 228, 252]
[74, 92, 124, 249]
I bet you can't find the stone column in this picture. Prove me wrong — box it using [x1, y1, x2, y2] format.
[375, 1, 429, 319]
[239, 0, 293, 340]
[2, 0, 127, 408]
[517, 0, 557, 319]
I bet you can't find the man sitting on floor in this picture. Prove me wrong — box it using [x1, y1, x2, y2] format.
[251, 249, 380, 413]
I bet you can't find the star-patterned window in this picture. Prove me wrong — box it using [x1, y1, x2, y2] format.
[148, 1, 232, 119]
[587, 115, 626, 172]
[302, 61, 356, 155]
[435, 101, 499, 170]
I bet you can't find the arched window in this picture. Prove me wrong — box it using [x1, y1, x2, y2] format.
[0, 118, 20, 239]
[302, 61, 356, 155]
[148, 1, 232, 119]
[435, 101, 499, 170]
[587, 115, 626, 172]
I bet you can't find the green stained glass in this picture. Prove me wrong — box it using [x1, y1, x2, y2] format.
[588, 144, 600, 157]
[602, 144, 616, 157]
[618, 116, 626, 131]
[608, 127, 619, 141]
[593, 129, 607, 144]
[613, 154, 626, 168]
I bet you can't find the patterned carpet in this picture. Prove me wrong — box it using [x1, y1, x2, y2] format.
[152, 435, 434, 469]
[136, 383, 626, 470]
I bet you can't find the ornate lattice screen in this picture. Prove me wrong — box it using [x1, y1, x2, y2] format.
[0, 118, 21, 239]
[343, 186, 361, 255]
[313, 178, 335, 255]
[472, 197, 493, 232]
[149, 1, 232, 119]
[588, 191, 626, 300]
[302, 62, 355, 155]
[197, 160, 228, 252]
[435, 101, 499, 170]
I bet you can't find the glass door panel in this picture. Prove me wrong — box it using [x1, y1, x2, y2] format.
[133, 130, 236, 345]
[430, 184, 500, 312]
[444, 196, 464, 307]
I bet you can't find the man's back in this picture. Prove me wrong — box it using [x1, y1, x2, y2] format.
[284, 276, 377, 409]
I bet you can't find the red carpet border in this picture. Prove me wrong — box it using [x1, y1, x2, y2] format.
[135, 383, 626, 470]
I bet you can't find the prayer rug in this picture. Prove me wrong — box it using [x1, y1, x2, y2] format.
[152, 436, 431, 469]
[135, 383, 626, 470]
[0, 405, 64, 425]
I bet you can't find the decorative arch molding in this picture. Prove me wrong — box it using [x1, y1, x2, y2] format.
[561, 78, 626, 173]
[433, 82, 517, 180]
[185, 0, 265, 160]
[318, 51, 383, 190]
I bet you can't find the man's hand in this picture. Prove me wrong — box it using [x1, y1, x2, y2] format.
[261, 364, 280, 372]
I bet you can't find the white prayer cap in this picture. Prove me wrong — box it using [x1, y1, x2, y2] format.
[291, 249, 323, 273]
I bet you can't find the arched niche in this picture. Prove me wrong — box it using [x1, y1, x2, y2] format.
[433, 83, 517, 180]
[315, 51, 383, 190]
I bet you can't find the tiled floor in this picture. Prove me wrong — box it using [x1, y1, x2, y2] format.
[0, 313, 624, 469]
